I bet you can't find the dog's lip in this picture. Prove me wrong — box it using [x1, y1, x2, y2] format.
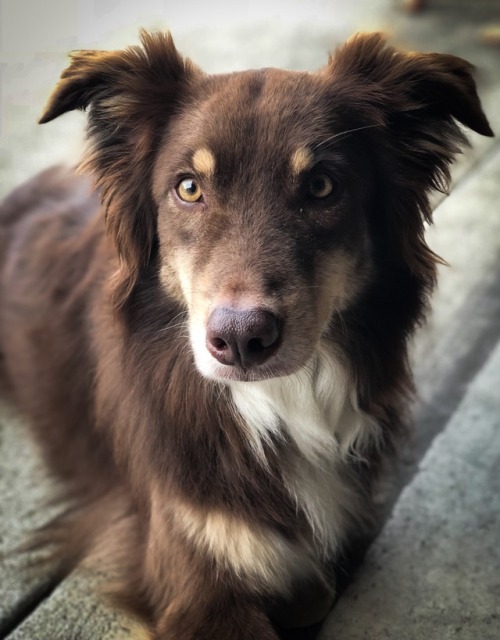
[205, 360, 299, 383]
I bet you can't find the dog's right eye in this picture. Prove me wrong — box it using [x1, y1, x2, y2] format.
[176, 178, 203, 203]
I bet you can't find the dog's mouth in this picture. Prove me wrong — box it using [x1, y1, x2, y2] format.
[203, 358, 299, 383]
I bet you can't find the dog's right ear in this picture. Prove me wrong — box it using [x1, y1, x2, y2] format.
[40, 31, 200, 309]
[39, 47, 133, 124]
[39, 30, 195, 124]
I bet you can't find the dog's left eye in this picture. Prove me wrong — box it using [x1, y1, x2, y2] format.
[308, 173, 335, 199]
[176, 178, 203, 203]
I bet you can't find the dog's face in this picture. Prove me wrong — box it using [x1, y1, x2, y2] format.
[152, 69, 374, 381]
[39, 31, 493, 384]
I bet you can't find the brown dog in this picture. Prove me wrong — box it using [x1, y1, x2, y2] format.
[0, 31, 493, 639]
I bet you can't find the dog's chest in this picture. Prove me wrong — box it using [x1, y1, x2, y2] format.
[229, 345, 379, 554]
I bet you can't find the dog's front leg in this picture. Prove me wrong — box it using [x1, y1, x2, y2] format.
[155, 596, 280, 640]
[142, 491, 280, 640]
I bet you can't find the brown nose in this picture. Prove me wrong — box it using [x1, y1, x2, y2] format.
[206, 307, 280, 369]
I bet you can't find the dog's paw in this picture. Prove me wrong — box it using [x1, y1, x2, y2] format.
[122, 620, 153, 640]
[270, 578, 336, 629]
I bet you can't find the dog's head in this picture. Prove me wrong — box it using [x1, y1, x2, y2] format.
[40, 31, 492, 383]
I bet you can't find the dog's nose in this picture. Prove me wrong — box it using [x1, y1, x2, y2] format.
[206, 307, 280, 369]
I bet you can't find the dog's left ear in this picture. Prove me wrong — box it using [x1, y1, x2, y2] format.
[327, 33, 493, 278]
[40, 30, 200, 308]
[328, 32, 493, 138]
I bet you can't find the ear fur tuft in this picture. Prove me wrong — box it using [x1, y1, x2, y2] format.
[39, 30, 196, 124]
[329, 32, 493, 137]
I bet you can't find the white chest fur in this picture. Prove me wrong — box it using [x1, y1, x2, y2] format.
[229, 343, 380, 556]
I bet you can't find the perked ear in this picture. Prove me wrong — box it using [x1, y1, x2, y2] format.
[40, 30, 200, 308]
[328, 32, 493, 138]
[327, 33, 493, 279]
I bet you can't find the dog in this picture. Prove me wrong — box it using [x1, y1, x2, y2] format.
[0, 30, 492, 639]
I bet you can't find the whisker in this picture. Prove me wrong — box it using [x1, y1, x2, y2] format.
[155, 321, 189, 334]
[312, 122, 385, 151]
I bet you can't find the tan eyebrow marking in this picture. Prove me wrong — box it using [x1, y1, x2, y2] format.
[290, 147, 313, 175]
[192, 147, 216, 176]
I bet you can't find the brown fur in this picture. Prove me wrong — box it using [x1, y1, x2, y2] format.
[0, 31, 492, 639]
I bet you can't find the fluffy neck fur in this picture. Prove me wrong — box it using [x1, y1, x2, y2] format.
[229, 341, 380, 464]
[229, 341, 380, 555]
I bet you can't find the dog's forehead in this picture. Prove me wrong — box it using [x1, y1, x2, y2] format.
[201, 67, 332, 144]
[153, 67, 347, 198]
[172, 68, 336, 168]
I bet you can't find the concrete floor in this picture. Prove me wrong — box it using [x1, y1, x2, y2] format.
[1, 1, 499, 638]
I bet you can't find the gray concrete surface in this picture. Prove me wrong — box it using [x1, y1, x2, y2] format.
[6, 569, 145, 640]
[389, 143, 500, 508]
[321, 339, 500, 640]
[0, 405, 142, 640]
[0, 405, 58, 637]
[1, 0, 500, 638]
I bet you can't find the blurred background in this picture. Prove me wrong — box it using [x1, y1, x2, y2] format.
[1, 0, 499, 194]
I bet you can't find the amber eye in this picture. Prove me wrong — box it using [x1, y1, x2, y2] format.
[308, 173, 335, 199]
[176, 178, 203, 203]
